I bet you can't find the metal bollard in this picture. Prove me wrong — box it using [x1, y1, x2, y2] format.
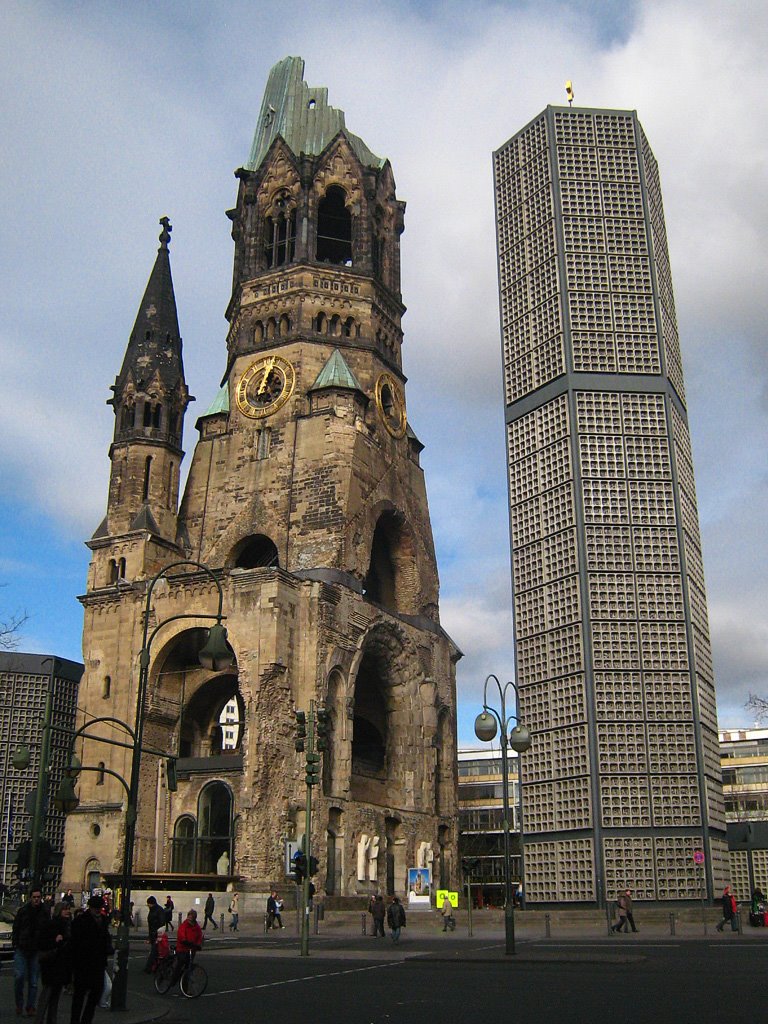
[669, 913, 676, 936]
[220, 912, 225, 931]
[737, 911, 743, 935]
[264, 913, 270, 933]
[314, 904, 320, 935]
[178, 911, 182, 929]
[362, 912, 367, 935]
[544, 913, 551, 938]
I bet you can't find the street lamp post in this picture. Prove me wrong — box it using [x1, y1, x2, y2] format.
[58, 560, 234, 1010]
[474, 673, 531, 956]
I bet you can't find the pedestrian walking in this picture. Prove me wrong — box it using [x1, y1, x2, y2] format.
[12, 886, 49, 1016]
[228, 892, 239, 932]
[386, 896, 406, 943]
[164, 896, 175, 932]
[440, 898, 456, 932]
[36, 902, 72, 1024]
[202, 893, 218, 931]
[371, 895, 385, 937]
[143, 896, 166, 973]
[60, 891, 75, 911]
[611, 889, 638, 933]
[716, 885, 738, 932]
[69, 895, 113, 1024]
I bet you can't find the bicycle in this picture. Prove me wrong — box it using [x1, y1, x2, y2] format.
[154, 949, 208, 998]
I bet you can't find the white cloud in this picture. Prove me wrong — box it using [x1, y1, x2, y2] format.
[0, 0, 765, 741]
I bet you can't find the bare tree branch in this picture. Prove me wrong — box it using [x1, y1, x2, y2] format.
[0, 597, 28, 651]
[746, 694, 768, 723]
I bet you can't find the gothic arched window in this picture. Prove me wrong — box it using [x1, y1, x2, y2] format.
[316, 186, 352, 265]
[265, 192, 295, 268]
[171, 816, 197, 874]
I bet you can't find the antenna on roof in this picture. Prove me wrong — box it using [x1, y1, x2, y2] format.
[565, 81, 575, 107]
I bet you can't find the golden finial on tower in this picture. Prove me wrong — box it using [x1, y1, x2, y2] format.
[565, 81, 575, 107]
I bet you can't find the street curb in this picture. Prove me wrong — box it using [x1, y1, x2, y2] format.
[405, 953, 646, 965]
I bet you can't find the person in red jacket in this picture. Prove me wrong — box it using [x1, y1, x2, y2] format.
[172, 909, 203, 983]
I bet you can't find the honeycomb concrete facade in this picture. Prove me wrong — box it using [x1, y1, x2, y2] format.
[62, 58, 459, 900]
[494, 106, 725, 904]
[0, 654, 82, 892]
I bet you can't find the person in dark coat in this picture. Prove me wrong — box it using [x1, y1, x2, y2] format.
[164, 896, 175, 932]
[371, 896, 386, 937]
[716, 885, 738, 932]
[202, 893, 218, 931]
[69, 895, 113, 1024]
[386, 897, 406, 943]
[35, 902, 72, 1024]
[143, 897, 166, 972]
[12, 886, 50, 1015]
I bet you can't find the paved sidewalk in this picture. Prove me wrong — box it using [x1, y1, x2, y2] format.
[0, 972, 168, 1024]
[198, 906, 768, 946]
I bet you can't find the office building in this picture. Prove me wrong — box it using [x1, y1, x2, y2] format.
[493, 106, 725, 903]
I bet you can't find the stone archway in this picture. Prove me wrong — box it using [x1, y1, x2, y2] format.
[348, 624, 419, 808]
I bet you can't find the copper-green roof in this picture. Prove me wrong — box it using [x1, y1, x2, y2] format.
[246, 56, 385, 172]
[310, 349, 363, 392]
[202, 382, 230, 416]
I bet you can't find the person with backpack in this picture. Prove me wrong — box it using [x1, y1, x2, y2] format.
[716, 885, 739, 932]
[386, 896, 406, 943]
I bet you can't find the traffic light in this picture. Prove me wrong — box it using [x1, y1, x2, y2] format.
[15, 840, 30, 877]
[37, 839, 53, 871]
[292, 851, 307, 883]
[166, 758, 178, 792]
[462, 857, 481, 876]
[295, 710, 307, 752]
[316, 707, 330, 752]
[305, 752, 320, 786]
[309, 855, 319, 876]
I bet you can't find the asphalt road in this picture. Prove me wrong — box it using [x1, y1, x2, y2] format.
[134, 936, 766, 1024]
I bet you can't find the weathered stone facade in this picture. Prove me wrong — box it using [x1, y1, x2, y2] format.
[62, 57, 459, 899]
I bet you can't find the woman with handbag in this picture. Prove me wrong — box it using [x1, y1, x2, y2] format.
[35, 902, 72, 1024]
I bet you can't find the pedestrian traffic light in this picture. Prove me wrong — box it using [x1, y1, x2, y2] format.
[295, 710, 307, 752]
[293, 851, 307, 883]
[309, 855, 319, 876]
[316, 707, 330, 752]
[305, 752, 320, 786]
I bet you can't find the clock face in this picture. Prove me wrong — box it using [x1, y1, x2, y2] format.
[374, 372, 407, 438]
[236, 356, 296, 419]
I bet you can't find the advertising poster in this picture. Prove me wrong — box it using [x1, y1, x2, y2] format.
[408, 867, 431, 906]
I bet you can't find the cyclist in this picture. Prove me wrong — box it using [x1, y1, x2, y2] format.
[173, 909, 203, 982]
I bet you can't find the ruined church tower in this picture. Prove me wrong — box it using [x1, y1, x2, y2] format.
[63, 57, 459, 899]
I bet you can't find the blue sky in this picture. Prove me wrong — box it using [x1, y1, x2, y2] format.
[1, 0, 767, 744]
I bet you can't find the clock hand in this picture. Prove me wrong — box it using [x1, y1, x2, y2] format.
[258, 357, 275, 395]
